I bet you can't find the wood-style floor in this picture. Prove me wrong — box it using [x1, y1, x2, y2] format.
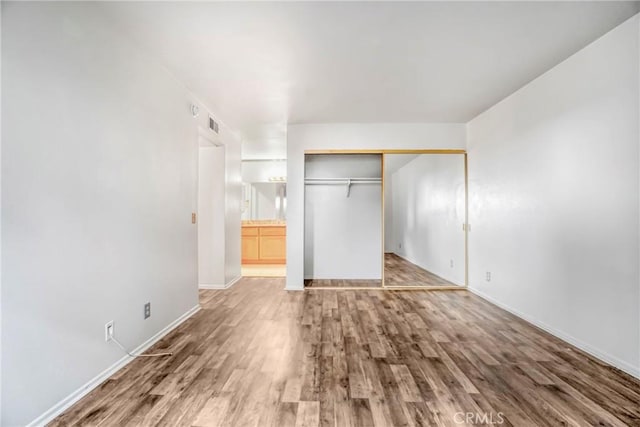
[304, 254, 459, 288]
[385, 253, 459, 288]
[304, 279, 382, 288]
[52, 278, 640, 426]
[242, 264, 286, 277]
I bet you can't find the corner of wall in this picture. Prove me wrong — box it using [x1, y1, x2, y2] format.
[223, 129, 242, 284]
[0, 1, 3, 421]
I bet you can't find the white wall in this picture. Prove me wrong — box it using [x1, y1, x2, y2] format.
[304, 154, 382, 280]
[467, 15, 640, 377]
[0, 2, 3, 422]
[241, 159, 286, 183]
[287, 123, 467, 289]
[224, 131, 242, 284]
[391, 154, 466, 285]
[1, 3, 240, 425]
[198, 145, 226, 286]
[253, 183, 278, 220]
[383, 153, 419, 252]
[384, 174, 394, 252]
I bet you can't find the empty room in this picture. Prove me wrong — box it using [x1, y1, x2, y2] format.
[2, 1, 640, 426]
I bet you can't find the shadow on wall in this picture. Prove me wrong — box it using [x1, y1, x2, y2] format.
[304, 201, 314, 279]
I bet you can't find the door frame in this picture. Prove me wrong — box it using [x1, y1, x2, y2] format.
[197, 130, 226, 288]
[304, 149, 468, 290]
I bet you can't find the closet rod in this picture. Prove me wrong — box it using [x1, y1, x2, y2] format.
[304, 177, 381, 182]
[304, 177, 381, 197]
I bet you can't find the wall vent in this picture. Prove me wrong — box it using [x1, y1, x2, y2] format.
[209, 116, 219, 134]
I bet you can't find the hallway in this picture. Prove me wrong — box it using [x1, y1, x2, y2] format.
[52, 279, 640, 426]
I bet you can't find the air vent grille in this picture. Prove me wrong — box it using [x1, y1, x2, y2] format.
[209, 116, 219, 134]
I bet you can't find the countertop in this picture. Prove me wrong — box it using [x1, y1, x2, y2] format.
[242, 221, 286, 227]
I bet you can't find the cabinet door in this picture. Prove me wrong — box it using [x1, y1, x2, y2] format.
[242, 235, 260, 263]
[259, 235, 286, 263]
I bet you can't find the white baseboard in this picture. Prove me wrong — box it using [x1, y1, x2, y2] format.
[199, 275, 241, 290]
[467, 287, 640, 379]
[285, 286, 305, 291]
[27, 304, 201, 427]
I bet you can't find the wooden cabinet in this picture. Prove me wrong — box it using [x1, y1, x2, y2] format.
[242, 225, 286, 264]
[242, 237, 260, 263]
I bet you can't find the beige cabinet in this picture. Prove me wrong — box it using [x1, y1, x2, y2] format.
[242, 225, 286, 264]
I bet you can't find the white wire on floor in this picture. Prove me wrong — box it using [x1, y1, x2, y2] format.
[111, 336, 173, 358]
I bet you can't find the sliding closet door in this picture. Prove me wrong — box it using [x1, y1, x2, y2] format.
[384, 153, 466, 288]
[304, 154, 382, 287]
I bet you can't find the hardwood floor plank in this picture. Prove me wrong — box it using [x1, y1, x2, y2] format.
[370, 360, 411, 426]
[282, 378, 303, 402]
[384, 253, 460, 288]
[295, 401, 320, 427]
[305, 279, 382, 289]
[155, 368, 218, 426]
[192, 394, 232, 427]
[275, 402, 299, 427]
[390, 364, 423, 403]
[51, 278, 640, 427]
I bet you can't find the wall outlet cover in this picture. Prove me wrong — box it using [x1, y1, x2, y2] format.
[105, 321, 114, 342]
[144, 302, 151, 319]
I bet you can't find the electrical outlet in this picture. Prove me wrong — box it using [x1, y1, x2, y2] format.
[398, 243, 402, 249]
[144, 302, 151, 319]
[105, 321, 114, 342]
[450, 259, 454, 268]
[486, 271, 491, 282]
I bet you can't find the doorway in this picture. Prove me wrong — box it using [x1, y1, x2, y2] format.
[303, 153, 383, 288]
[302, 150, 468, 289]
[240, 159, 287, 278]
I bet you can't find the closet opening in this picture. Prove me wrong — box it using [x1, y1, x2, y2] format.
[303, 153, 383, 288]
[302, 150, 468, 290]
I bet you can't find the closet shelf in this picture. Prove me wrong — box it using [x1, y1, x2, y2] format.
[304, 177, 381, 182]
[304, 177, 381, 197]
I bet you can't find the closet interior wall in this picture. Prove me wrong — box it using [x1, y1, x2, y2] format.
[304, 154, 382, 282]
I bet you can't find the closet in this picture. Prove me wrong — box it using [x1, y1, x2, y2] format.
[302, 150, 468, 290]
[303, 154, 383, 288]
[384, 153, 466, 288]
